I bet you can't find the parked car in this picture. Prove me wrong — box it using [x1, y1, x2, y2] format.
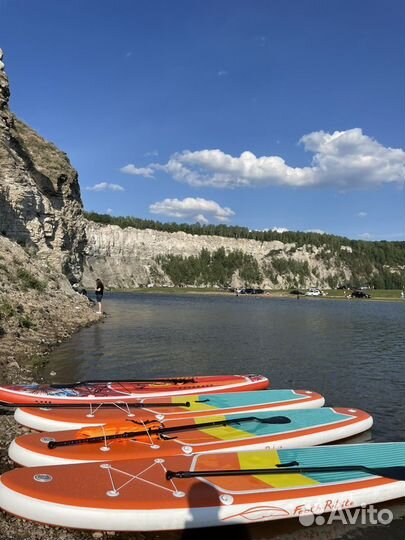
[351, 290, 371, 299]
[305, 288, 322, 296]
[239, 288, 264, 295]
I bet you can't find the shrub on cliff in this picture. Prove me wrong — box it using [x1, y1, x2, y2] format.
[157, 248, 262, 287]
[16, 269, 47, 292]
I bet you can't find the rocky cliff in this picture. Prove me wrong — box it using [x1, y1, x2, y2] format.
[0, 49, 98, 369]
[0, 49, 86, 284]
[83, 220, 351, 289]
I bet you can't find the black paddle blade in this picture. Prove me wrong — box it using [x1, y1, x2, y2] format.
[261, 416, 291, 424]
[0, 408, 15, 416]
[371, 467, 405, 481]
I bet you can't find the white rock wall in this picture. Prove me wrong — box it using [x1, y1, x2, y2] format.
[83, 221, 350, 289]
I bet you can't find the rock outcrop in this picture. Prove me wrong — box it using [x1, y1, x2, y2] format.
[0, 49, 86, 283]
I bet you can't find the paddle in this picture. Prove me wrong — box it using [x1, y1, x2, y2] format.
[0, 400, 191, 411]
[166, 463, 405, 482]
[48, 377, 196, 389]
[47, 415, 291, 449]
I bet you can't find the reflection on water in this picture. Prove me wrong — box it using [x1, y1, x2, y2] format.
[43, 293, 405, 540]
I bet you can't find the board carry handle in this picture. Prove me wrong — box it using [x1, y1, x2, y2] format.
[166, 464, 405, 482]
[47, 415, 291, 449]
[0, 401, 191, 411]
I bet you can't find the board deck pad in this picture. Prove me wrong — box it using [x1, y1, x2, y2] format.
[13, 389, 325, 432]
[0, 443, 403, 531]
[9, 407, 373, 467]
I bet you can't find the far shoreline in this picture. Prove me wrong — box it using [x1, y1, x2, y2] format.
[108, 287, 405, 302]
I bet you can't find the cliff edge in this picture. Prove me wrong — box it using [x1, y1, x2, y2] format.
[0, 48, 86, 284]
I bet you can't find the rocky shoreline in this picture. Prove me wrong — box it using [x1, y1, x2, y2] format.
[0, 237, 110, 538]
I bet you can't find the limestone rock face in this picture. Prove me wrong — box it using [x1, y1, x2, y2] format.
[83, 221, 350, 289]
[0, 51, 86, 283]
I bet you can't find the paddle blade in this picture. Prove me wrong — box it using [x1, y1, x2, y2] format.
[372, 467, 405, 481]
[261, 416, 291, 424]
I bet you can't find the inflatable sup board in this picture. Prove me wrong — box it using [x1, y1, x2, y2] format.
[0, 374, 269, 405]
[13, 389, 325, 432]
[9, 407, 373, 467]
[1, 443, 403, 531]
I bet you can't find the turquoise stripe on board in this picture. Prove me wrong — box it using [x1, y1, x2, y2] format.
[200, 390, 307, 409]
[276, 443, 405, 483]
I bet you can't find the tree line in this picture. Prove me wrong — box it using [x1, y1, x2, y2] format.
[85, 212, 405, 288]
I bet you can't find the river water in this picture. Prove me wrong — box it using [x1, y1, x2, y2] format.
[43, 292, 405, 539]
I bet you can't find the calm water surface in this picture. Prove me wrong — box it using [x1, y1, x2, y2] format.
[43, 293, 405, 540]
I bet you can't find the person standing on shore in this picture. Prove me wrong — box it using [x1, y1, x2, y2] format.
[95, 278, 104, 315]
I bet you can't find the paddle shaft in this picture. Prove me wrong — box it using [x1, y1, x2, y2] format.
[166, 465, 405, 482]
[49, 377, 196, 389]
[0, 401, 190, 410]
[48, 415, 289, 449]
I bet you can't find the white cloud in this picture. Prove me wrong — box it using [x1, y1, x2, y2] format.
[106, 208, 113, 215]
[149, 197, 235, 224]
[144, 150, 159, 157]
[357, 211, 368, 217]
[255, 36, 268, 47]
[85, 182, 125, 192]
[305, 229, 325, 234]
[358, 231, 404, 240]
[217, 70, 228, 77]
[194, 213, 209, 225]
[271, 227, 289, 233]
[120, 164, 155, 177]
[126, 129, 405, 189]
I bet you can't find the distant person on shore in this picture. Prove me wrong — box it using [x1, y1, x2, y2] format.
[95, 278, 104, 314]
[72, 283, 94, 303]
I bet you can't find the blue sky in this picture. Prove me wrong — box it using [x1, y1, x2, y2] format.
[1, 0, 404, 240]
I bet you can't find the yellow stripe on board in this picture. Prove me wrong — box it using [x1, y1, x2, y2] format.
[194, 415, 252, 441]
[172, 396, 219, 413]
[238, 451, 320, 488]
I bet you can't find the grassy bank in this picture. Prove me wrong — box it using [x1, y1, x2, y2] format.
[319, 289, 403, 300]
[109, 287, 404, 301]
